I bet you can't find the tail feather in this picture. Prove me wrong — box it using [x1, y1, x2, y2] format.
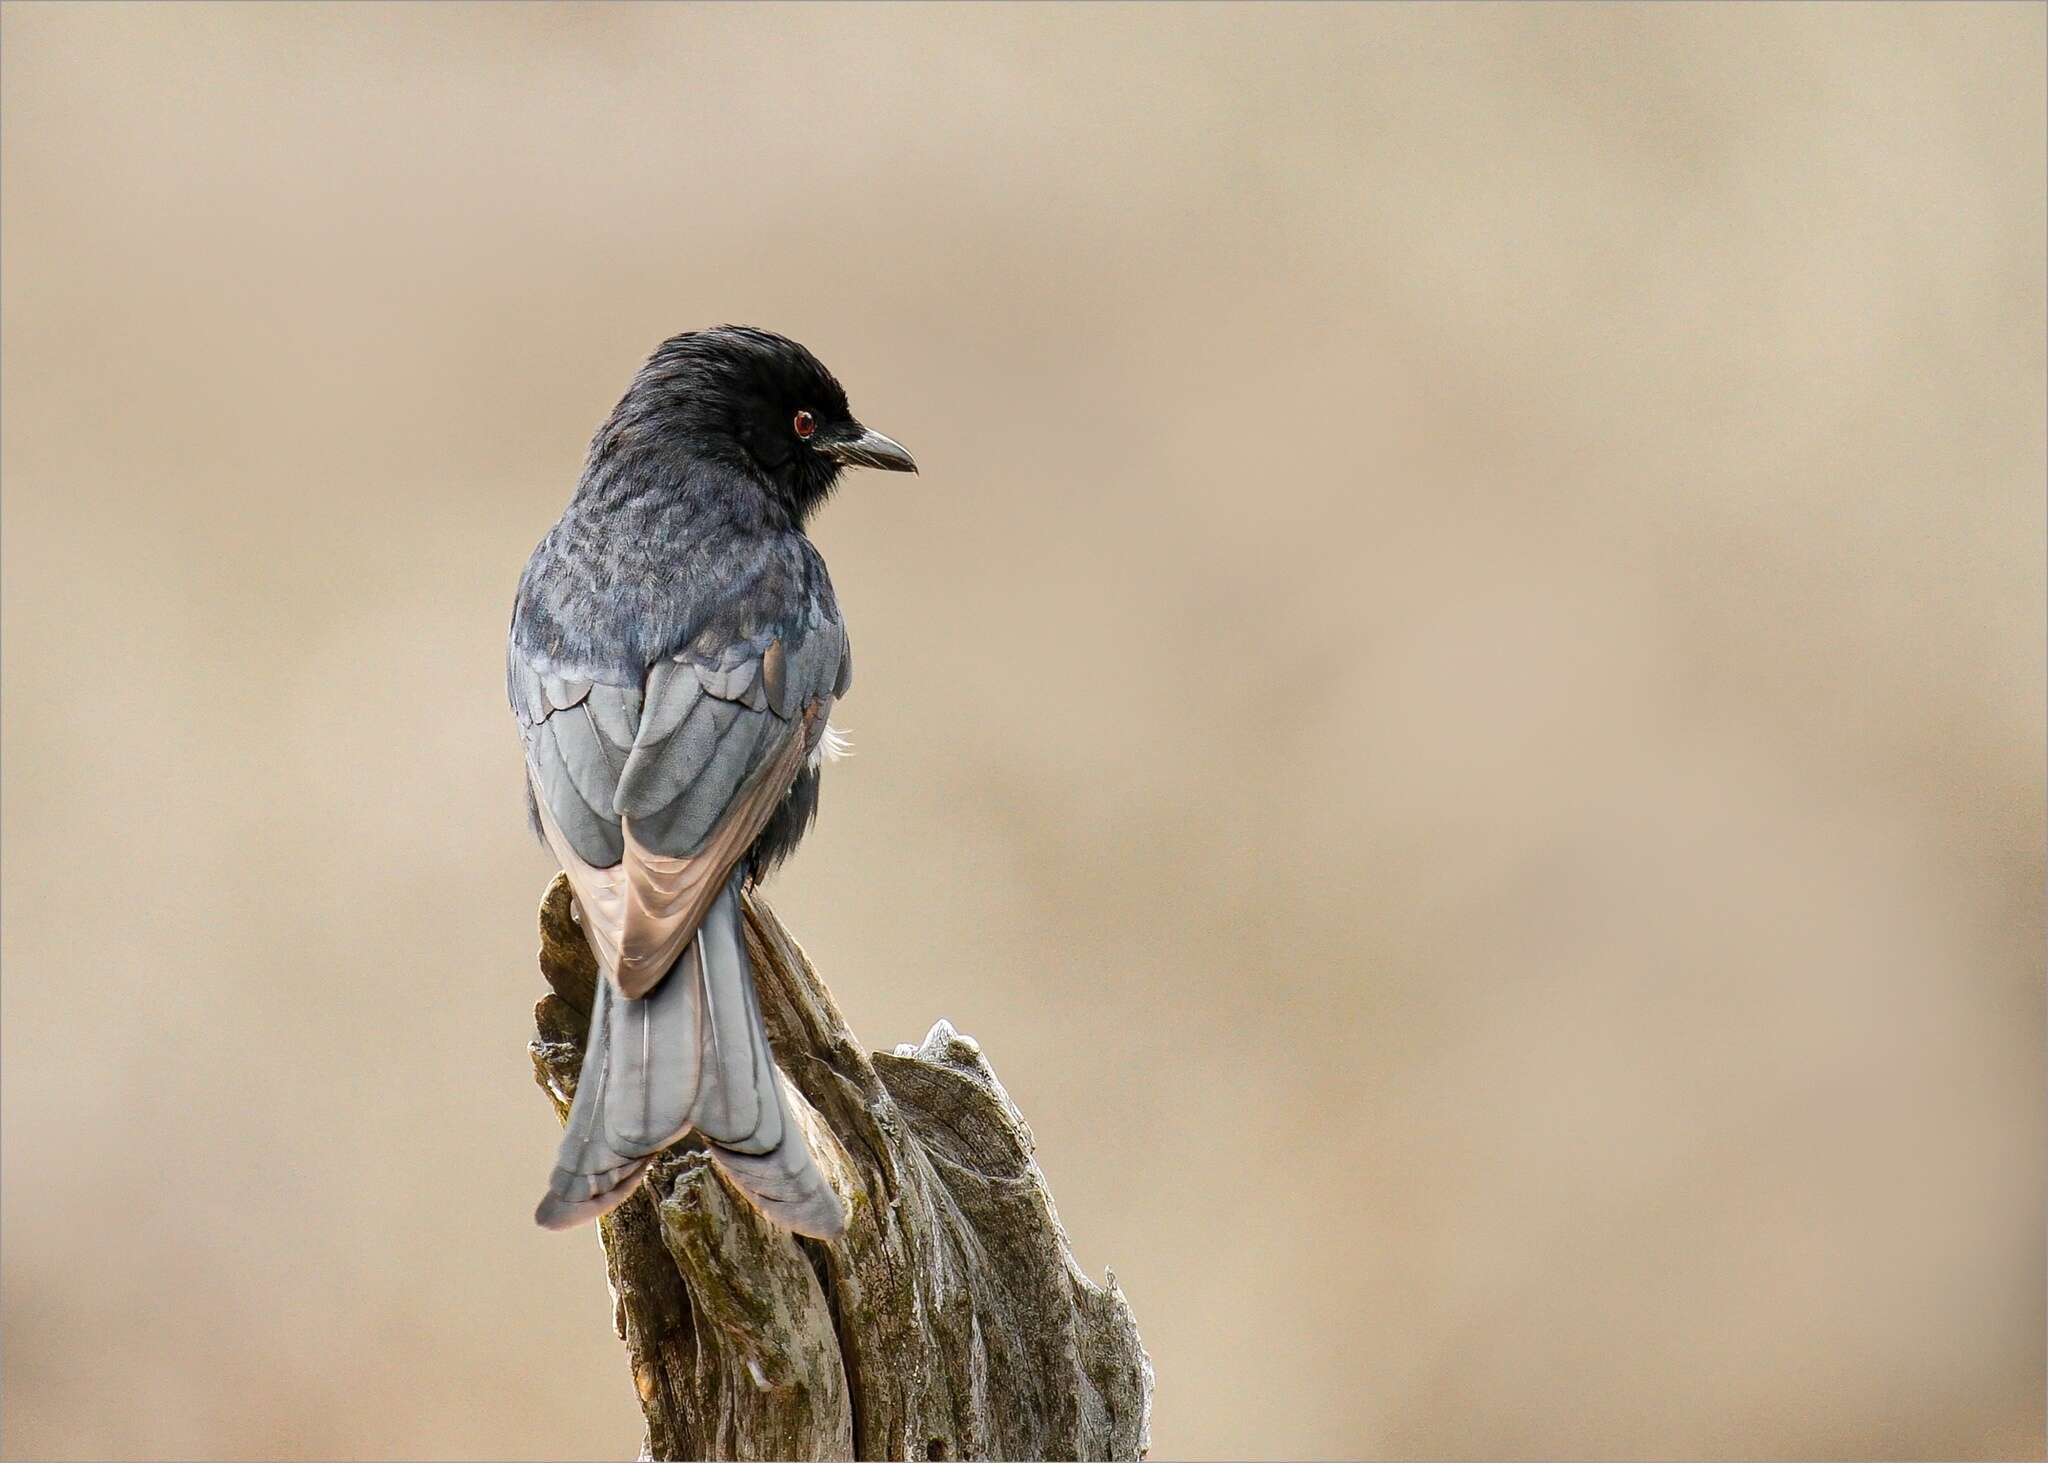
[534, 871, 845, 1240]
[705, 940, 844, 1238]
[679, 887, 778, 1152]
[602, 937, 707, 1154]
[533, 1157, 654, 1231]
[534, 977, 660, 1229]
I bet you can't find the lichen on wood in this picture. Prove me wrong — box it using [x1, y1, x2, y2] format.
[528, 874, 1153, 1461]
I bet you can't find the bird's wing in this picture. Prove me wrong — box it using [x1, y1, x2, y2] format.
[511, 609, 850, 999]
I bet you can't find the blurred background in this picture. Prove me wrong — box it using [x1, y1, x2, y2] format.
[2, 4, 2042, 1459]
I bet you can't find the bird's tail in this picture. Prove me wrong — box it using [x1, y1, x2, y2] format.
[534, 871, 845, 1238]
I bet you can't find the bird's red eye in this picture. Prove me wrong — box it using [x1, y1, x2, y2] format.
[793, 410, 816, 439]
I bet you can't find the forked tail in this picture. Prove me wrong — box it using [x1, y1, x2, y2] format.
[534, 872, 844, 1238]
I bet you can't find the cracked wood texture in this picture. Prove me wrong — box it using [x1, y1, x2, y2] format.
[528, 875, 1154, 1462]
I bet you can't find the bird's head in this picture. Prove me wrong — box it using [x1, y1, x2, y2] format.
[594, 325, 917, 526]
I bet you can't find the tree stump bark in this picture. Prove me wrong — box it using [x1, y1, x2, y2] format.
[527, 875, 1154, 1461]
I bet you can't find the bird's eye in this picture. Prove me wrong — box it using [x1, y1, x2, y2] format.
[793, 409, 816, 439]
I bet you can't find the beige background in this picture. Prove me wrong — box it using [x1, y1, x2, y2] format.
[2, 4, 2042, 1459]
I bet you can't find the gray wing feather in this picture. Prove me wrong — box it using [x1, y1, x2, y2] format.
[615, 692, 748, 825]
[634, 660, 705, 749]
[520, 616, 846, 857]
[548, 702, 628, 820]
[511, 664, 547, 726]
[542, 674, 592, 712]
[529, 720, 623, 867]
[584, 683, 643, 748]
[692, 654, 761, 707]
[632, 704, 774, 853]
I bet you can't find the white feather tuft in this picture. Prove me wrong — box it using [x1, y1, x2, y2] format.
[811, 721, 852, 769]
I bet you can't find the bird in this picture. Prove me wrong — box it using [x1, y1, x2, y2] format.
[507, 326, 916, 1237]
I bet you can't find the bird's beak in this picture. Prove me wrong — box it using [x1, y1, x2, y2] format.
[820, 425, 918, 474]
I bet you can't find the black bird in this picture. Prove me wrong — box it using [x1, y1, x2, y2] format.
[508, 326, 916, 1235]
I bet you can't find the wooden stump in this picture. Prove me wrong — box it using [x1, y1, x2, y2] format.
[528, 875, 1154, 1461]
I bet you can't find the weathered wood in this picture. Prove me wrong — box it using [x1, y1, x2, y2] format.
[529, 875, 1154, 1461]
